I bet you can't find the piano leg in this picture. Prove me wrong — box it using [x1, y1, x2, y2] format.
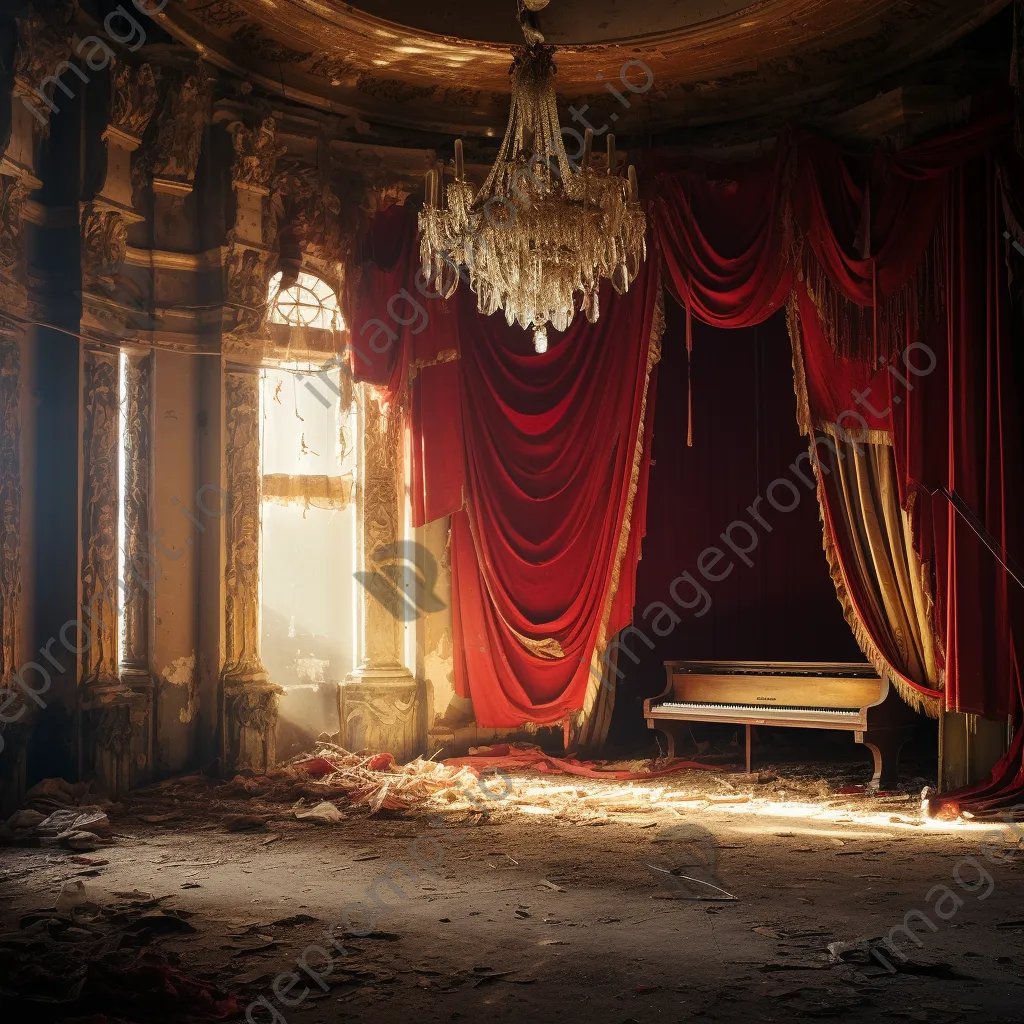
[856, 730, 913, 791]
[649, 720, 688, 759]
[746, 724, 752, 775]
[857, 684, 920, 790]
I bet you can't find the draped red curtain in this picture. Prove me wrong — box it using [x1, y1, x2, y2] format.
[347, 204, 662, 727]
[450, 263, 661, 726]
[651, 107, 1024, 811]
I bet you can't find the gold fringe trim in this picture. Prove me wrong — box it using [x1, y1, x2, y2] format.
[801, 222, 947, 362]
[578, 277, 666, 745]
[786, 291, 894, 445]
[818, 421, 894, 447]
[786, 292, 812, 437]
[805, 438, 941, 718]
[408, 347, 459, 382]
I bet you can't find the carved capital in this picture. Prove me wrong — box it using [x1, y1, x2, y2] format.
[224, 243, 276, 337]
[0, 177, 29, 274]
[230, 117, 286, 194]
[135, 64, 212, 195]
[12, 3, 77, 136]
[269, 161, 344, 264]
[81, 203, 128, 289]
[107, 61, 159, 148]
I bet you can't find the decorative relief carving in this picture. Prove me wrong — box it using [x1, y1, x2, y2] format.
[223, 681, 280, 773]
[231, 22, 312, 64]
[134, 65, 212, 192]
[356, 76, 434, 104]
[189, 0, 246, 27]
[268, 161, 345, 265]
[108, 61, 159, 145]
[436, 86, 482, 108]
[12, 2, 77, 135]
[80, 348, 120, 687]
[0, 179, 29, 272]
[225, 246, 277, 337]
[307, 54, 360, 86]
[222, 367, 280, 773]
[230, 117, 286, 193]
[343, 678, 420, 761]
[360, 391, 403, 668]
[121, 354, 152, 672]
[81, 204, 128, 289]
[0, 335, 22, 687]
[223, 369, 264, 680]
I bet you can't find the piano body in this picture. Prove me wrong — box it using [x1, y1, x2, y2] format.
[645, 660, 918, 790]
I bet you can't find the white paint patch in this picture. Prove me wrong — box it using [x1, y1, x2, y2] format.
[295, 655, 330, 687]
[160, 654, 197, 724]
[163, 654, 195, 687]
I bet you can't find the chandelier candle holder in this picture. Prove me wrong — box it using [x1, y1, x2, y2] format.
[418, 39, 646, 353]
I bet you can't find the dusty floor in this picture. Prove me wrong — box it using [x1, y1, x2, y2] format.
[2, 755, 1024, 1024]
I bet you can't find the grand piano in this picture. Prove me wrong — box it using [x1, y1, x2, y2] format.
[645, 660, 918, 790]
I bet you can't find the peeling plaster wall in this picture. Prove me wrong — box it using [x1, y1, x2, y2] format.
[151, 351, 202, 775]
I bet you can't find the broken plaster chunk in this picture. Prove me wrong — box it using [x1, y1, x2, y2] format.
[294, 800, 345, 824]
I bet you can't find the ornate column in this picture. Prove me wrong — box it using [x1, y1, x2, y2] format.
[78, 61, 160, 796]
[119, 352, 154, 784]
[79, 346, 138, 795]
[221, 367, 281, 773]
[340, 388, 422, 762]
[0, 4, 56, 809]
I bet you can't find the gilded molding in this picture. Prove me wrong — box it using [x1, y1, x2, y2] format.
[164, 0, 1006, 136]
[80, 348, 120, 688]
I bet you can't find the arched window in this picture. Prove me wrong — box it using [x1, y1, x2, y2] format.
[268, 270, 345, 332]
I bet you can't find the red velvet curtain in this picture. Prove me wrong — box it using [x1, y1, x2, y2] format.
[450, 263, 661, 726]
[347, 204, 662, 727]
[651, 109, 1024, 810]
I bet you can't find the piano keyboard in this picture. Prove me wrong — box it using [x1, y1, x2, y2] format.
[655, 701, 862, 723]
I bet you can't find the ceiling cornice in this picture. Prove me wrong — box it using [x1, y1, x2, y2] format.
[155, 0, 1011, 137]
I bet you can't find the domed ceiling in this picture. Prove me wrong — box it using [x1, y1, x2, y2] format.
[160, 0, 1009, 137]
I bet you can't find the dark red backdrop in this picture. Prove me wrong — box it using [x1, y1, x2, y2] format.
[612, 300, 862, 739]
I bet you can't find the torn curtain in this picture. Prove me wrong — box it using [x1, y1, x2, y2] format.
[348, 202, 663, 728]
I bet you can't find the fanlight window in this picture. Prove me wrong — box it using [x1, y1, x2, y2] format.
[268, 271, 344, 331]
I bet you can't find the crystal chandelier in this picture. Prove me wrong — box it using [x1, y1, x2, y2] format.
[418, 9, 646, 353]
